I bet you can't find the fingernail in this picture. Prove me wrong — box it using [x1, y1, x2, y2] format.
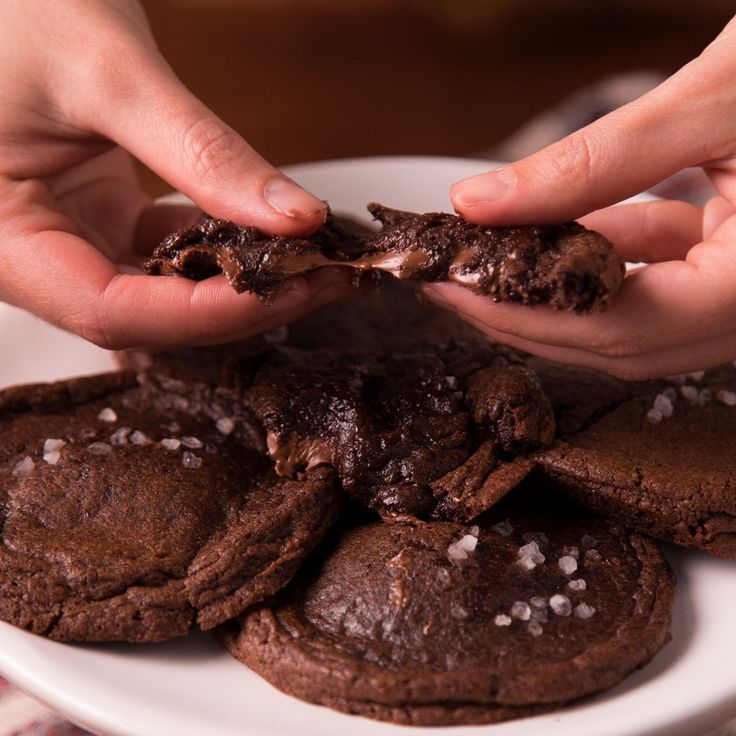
[452, 166, 517, 208]
[264, 177, 327, 219]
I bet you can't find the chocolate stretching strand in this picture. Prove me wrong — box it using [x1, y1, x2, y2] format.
[144, 204, 625, 313]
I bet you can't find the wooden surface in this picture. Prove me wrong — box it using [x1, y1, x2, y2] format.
[138, 1, 732, 195]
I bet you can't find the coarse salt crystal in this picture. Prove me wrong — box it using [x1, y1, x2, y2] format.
[518, 541, 545, 564]
[517, 555, 538, 571]
[129, 431, 149, 446]
[97, 407, 117, 423]
[448, 542, 468, 561]
[510, 601, 531, 621]
[445, 375, 459, 390]
[661, 386, 677, 402]
[467, 525, 480, 538]
[110, 427, 131, 446]
[12, 457, 34, 478]
[584, 549, 602, 562]
[581, 534, 596, 548]
[44, 439, 65, 453]
[646, 408, 663, 425]
[716, 390, 736, 407]
[457, 534, 478, 552]
[563, 545, 579, 559]
[568, 578, 587, 591]
[680, 385, 699, 403]
[527, 622, 543, 636]
[435, 567, 451, 587]
[88, 442, 112, 455]
[181, 436, 203, 449]
[574, 602, 596, 619]
[558, 555, 578, 575]
[653, 394, 674, 418]
[263, 325, 289, 344]
[173, 397, 190, 411]
[492, 520, 513, 537]
[43, 451, 61, 465]
[494, 614, 512, 626]
[550, 594, 572, 616]
[161, 438, 181, 451]
[522, 532, 549, 547]
[530, 596, 548, 609]
[182, 451, 202, 469]
[687, 370, 705, 382]
[166, 422, 181, 433]
[216, 417, 236, 435]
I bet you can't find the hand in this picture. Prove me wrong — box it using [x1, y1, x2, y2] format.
[424, 16, 736, 380]
[0, 0, 354, 351]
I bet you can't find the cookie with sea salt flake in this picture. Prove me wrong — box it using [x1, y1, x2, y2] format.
[220, 493, 674, 726]
[537, 362, 736, 556]
[0, 371, 339, 642]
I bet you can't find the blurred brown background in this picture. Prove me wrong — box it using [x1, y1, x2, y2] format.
[138, 0, 734, 196]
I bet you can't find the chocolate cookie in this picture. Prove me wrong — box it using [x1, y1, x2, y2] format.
[221, 494, 674, 726]
[538, 364, 736, 556]
[0, 372, 339, 642]
[144, 204, 624, 313]
[236, 345, 554, 520]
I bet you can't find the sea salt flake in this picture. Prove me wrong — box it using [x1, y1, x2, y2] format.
[574, 602, 596, 619]
[263, 325, 289, 344]
[161, 438, 181, 451]
[43, 451, 61, 465]
[129, 430, 149, 446]
[181, 436, 203, 449]
[661, 386, 677, 402]
[687, 370, 705, 382]
[457, 534, 478, 552]
[558, 555, 578, 575]
[216, 417, 236, 435]
[12, 457, 34, 478]
[511, 601, 531, 621]
[522, 532, 549, 547]
[88, 442, 112, 456]
[518, 541, 545, 564]
[653, 393, 674, 418]
[581, 534, 597, 548]
[562, 545, 579, 559]
[680, 385, 698, 403]
[494, 614, 512, 627]
[584, 548, 602, 562]
[492, 520, 513, 537]
[646, 408, 663, 425]
[568, 578, 587, 591]
[716, 390, 736, 407]
[527, 622, 544, 636]
[110, 427, 131, 446]
[97, 407, 117, 423]
[182, 451, 202, 469]
[550, 594, 572, 616]
[43, 439, 65, 453]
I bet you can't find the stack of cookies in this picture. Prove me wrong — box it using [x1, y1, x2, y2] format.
[3, 206, 731, 727]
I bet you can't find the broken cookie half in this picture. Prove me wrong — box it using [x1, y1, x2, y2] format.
[231, 343, 554, 521]
[144, 204, 624, 313]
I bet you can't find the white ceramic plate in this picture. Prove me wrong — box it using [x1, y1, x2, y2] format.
[1, 156, 735, 736]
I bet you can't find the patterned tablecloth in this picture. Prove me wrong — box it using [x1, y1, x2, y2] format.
[0, 72, 722, 736]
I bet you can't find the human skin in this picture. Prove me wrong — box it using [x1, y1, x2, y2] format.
[0, 0, 355, 351]
[424, 15, 736, 380]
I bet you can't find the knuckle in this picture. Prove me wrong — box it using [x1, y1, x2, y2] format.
[182, 118, 245, 181]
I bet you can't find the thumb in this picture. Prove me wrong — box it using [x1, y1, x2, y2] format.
[451, 51, 733, 224]
[85, 54, 326, 235]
